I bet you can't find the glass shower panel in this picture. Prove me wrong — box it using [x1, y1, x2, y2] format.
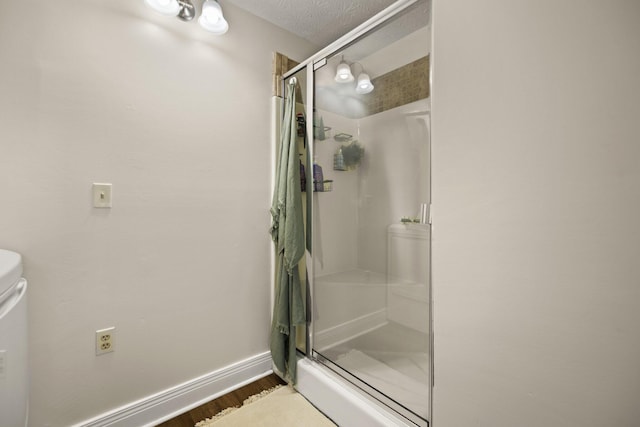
[311, 1, 431, 422]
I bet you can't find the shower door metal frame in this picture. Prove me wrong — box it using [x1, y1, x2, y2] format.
[281, 1, 432, 425]
[282, 0, 419, 81]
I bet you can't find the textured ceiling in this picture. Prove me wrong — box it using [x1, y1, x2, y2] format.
[336, 0, 430, 63]
[224, 0, 398, 47]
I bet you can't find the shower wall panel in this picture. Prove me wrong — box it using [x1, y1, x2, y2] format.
[356, 99, 430, 274]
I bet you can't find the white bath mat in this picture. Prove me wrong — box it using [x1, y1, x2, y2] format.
[195, 385, 336, 427]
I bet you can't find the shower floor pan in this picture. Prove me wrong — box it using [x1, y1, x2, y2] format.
[318, 322, 430, 421]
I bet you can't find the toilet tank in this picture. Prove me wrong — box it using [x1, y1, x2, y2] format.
[0, 250, 21, 295]
[0, 249, 29, 427]
[386, 224, 429, 334]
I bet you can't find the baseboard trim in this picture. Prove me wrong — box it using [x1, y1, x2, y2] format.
[315, 309, 388, 352]
[74, 351, 272, 427]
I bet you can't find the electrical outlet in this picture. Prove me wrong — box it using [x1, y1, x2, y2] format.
[96, 327, 115, 355]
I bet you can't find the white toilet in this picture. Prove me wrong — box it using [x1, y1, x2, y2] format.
[387, 224, 430, 334]
[0, 249, 28, 427]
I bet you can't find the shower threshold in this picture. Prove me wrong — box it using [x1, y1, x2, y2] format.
[296, 354, 428, 427]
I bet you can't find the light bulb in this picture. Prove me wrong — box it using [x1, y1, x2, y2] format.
[199, 0, 229, 34]
[204, 14, 219, 24]
[144, 0, 180, 16]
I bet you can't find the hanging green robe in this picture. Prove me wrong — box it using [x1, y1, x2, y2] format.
[270, 79, 305, 383]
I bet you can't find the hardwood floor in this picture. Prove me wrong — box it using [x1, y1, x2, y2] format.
[156, 373, 286, 427]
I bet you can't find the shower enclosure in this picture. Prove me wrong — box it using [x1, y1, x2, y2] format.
[279, 1, 431, 425]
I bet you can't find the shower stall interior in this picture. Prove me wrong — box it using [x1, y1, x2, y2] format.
[278, 1, 431, 425]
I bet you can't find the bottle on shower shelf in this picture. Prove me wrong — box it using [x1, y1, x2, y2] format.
[300, 158, 306, 192]
[313, 158, 324, 192]
[296, 114, 306, 137]
[333, 147, 346, 171]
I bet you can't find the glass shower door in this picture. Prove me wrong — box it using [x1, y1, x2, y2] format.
[310, 1, 431, 424]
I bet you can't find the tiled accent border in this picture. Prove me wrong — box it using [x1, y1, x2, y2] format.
[273, 53, 429, 116]
[363, 55, 429, 116]
[273, 52, 300, 97]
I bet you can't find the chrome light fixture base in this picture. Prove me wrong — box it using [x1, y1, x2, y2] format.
[177, 0, 196, 21]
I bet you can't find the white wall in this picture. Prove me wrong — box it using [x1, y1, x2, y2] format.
[0, 1, 315, 425]
[431, 1, 640, 426]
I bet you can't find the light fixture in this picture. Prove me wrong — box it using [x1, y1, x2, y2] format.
[144, 0, 181, 16]
[144, 0, 228, 35]
[334, 57, 354, 83]
[199, 0, 229, 34]
[351, 62, 374, 94]
[336, 60, 375, 94]
[355, 71, 374, 94]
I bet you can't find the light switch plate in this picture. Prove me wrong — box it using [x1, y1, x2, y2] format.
[0, 350, 6, 379]
[93, 183, 112, 208]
